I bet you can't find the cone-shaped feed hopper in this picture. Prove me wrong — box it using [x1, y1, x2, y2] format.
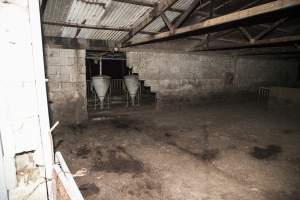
[92, 75, 111, 109]
[124, 75, 139, 106]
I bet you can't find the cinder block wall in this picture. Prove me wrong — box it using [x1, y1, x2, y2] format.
[127, 51, 298, 104]
[44, 47, 87, 124]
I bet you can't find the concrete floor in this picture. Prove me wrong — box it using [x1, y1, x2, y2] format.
[54, 102, 300, 200]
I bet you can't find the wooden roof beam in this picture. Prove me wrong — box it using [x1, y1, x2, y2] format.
[253, 17, 289, 41]
[42, 20, 157, 35]
[238, 27, 253, 42]
[125, 0, 300, 47]
[193, 35, 300, 51]
[193, 0, 292, 34]
[174, 0, 205, 28]
[161, 13, 174, 32]
[112, 0, 184, 13]
[120, 0, 180, 44]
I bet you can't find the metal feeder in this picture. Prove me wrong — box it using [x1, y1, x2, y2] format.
[124, 74, 141, 106]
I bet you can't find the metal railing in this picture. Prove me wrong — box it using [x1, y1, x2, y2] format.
[257, 87, 270, 103]
[86, 80, 93, 96]
[110, 79, 124, 91]
[87, 78, 144, 109]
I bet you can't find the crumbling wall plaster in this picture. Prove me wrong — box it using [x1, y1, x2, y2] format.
[45, 47, 87, 124]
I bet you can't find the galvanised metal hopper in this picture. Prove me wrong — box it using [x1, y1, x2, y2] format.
[92, 75, 111, 109]
[124, 74, 139, 106]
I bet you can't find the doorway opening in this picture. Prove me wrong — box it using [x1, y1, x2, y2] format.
[85, 51, 155, 113]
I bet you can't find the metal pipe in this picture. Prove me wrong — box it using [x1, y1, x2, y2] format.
[86, 57, 126, 61]
[99, 57, 102, 76]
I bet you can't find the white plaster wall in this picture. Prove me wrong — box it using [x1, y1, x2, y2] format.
[0, 0, 52, 199]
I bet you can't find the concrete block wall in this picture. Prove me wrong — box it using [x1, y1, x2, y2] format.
[127, 51, 298, 104]
[45, 47, 87, 124]
[269, 87, 300, 106]
[235, 58, 296, 88]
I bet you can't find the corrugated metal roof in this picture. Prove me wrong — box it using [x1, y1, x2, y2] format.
[61, 0, 111, 38]
[43, 0, 73, 36]
[132, 0, 159, 3]
[43, 0, 195, 41]
[172, 0, 195, 10]
[88, 30, 127, 40]
[98, 1, 151, 28]
[130, 0, 194, 10]
[142, 11, 180, 32]
[130, 33, 150, 41]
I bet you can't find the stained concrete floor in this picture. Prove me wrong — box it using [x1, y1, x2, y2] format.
[54, 103, 300, 200]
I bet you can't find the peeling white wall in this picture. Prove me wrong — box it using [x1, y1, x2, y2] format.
[0, 0, 52, 199]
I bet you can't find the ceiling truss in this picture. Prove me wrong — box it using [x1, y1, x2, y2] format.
[42, 0, 300, 55]
[120, 0, 180, 44]
[122, 0, 300, 53]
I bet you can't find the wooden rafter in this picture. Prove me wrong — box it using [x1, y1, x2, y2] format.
[193, 35, 300, 51]
[194, 0, 259, 48]
[253, 17, 289, 41]
[42, 20, 157, 35]
[120, 0, 180, 45]
[214, 0, 231, 12]
[44, 36, 115, 51]
[161, 13, 174, 32]
[211, 0, 261, 43]
[191, 0, 291, 50]
[191, 29, 236, 50]
[171, 0, 276, 49]
[112, 0, 184, 13]
[194, 0, 292, 35]
[174, 0, 203, 28]
[158, 0, 211, 33]
[194, 46, 299, 55]
[205, 0, 215, 47]
[125, 0, 300, 47]
[194, 0, 263, 20]
[188, 0, 235, 37]
[238, 27, 253, 42]
[187, 36, 246, 44]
